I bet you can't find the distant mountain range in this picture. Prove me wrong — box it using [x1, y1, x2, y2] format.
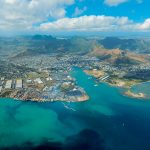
[15, 35, 97, 56]
[99, 37, 150, 54]
[90, 46, 150, 65]
[0, 35, 150, 65]
[23, 35, 150, 55]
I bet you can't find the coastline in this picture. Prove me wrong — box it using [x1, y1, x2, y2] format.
[1, 69, 149, 102]
[0, 93, 89, 103]
[84, 69, 149, 100]
[124, 90, 146, 99]
[106, 82, 149, 100]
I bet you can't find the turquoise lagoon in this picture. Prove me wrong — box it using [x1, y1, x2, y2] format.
[0, 68, 150, 150]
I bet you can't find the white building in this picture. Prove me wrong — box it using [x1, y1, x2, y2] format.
[16, 79, 23, 89]
[34, 78, 43, 84]
[46, 77, 53, 81]
[26, 79, 32, 83]
[5, 80, 12, 89]
[1, 77, 4, 81]
[0, 86, 2, 92]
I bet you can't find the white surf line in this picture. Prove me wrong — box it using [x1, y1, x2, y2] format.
[62, 102, 76, 111]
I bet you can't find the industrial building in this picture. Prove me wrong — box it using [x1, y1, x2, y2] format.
[0, 86, 2, 92]
[15, 79, 23, 89]
[34, 78, 43, 84]
[5, 80, 12, 89]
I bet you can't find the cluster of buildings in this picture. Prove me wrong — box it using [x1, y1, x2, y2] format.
[0, 78, 23, 91]
[0, 53, 150, 102]
[0, 67, 89, 102]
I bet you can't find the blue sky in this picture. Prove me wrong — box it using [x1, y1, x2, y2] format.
[0, 0, 150, 35]
[67, 0, 149, 22]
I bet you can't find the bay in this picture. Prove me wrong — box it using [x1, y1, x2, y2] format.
[0, 67, 150, 150]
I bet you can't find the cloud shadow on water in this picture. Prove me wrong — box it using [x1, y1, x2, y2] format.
[1, 129, 109, 150]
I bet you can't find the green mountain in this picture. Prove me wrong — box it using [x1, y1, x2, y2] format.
[99, 37, 150, 54]
[20, 35, 97, 55]
[1, 35, 150, 59]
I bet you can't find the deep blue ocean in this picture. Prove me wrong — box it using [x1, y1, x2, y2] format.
[0, 68, 150, 150]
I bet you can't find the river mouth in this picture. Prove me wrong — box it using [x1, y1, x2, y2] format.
[0, 68, 150, 150]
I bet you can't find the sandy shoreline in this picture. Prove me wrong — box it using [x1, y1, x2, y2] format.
[124, 90, 146, 99]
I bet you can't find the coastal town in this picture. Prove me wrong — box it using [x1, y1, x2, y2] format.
[0, 53, 150, 101]
[0, 55, 95, 102]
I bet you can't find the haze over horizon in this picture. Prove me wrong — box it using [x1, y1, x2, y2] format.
[0, 0, 150, 36]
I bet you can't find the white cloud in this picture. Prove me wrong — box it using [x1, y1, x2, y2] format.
[39, 15, 150, 32]
[0, 0, 149, 34]
[138, 19, 150, 30]
[40, 15, 132, 31]
[0, 0, 74, 31]
[104, 0, 128, 6]
[5, 0, 16, 4]
[73, 6, 87, 17]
